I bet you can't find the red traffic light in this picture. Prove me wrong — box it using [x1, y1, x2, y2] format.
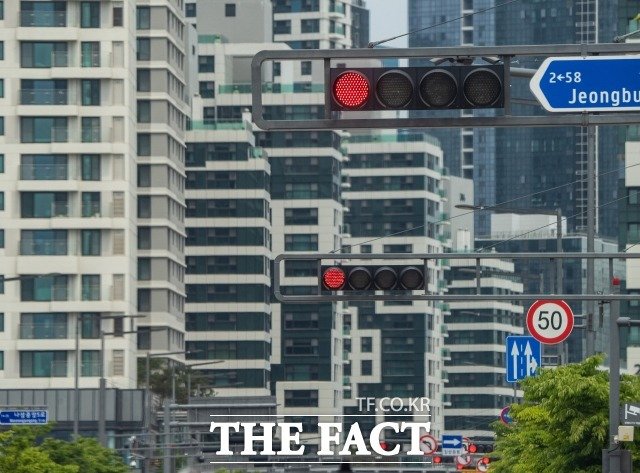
[482, 457, 490, 464]
[468, 444, 477, 454]
[322, 267, 346, 290]
[379, 442, 387, 451]
[333, 71, 370, 109]
[433, 456, 442, 464]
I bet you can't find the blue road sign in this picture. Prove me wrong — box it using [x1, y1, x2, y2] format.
[442, 434, 463, 456]
[530, 56, 640, 112]
[0, 410, 48, 425]
[506, 336, 541, 383]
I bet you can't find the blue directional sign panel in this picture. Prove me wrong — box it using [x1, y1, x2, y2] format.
[0, 410, 48, 425]
[530, 56, 640, 112]
[441, 434, 463, 456]
[506, 336, 541, 383]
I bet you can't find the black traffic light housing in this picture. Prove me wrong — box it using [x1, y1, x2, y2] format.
[330, 65, 504, 112]
[321, 265, 425, 292]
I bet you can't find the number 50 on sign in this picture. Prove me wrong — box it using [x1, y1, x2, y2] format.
[526, 300, 574, 344]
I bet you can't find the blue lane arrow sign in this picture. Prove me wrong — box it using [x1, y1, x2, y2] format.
[441, 434, 463, 456]
[506, 336, 541, 383]
[530, 56, 640, 112]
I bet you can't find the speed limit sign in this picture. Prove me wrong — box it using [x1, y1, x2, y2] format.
[526, 300, 574, 344]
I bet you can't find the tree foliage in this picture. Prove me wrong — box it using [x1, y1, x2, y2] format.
[492, 355, 640, 473]
[0, 426, 127, 473]
[137, 358, 212, 403]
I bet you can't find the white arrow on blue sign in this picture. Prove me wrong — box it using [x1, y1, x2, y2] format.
[441, 434, 463, 456]
[530, 56, 640, 112]
[506, 336, 541, 383]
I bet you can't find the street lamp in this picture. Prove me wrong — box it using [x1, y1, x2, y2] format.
[182, 361, 223, 401]
[97, 317, 158, 447]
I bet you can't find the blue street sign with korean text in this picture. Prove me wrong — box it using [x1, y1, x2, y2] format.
[0, 410, 48, 425]
[506, 336, 541, 383]
[441, 434, 463, 456]
[530, 56, 640, 112]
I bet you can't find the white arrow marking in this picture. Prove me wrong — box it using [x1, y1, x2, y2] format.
[525, 342, 538, 375]
[510, 341, 520, 380]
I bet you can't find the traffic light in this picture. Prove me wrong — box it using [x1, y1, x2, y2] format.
[330, 65, 504, 112]
[321, 265, 425, 292]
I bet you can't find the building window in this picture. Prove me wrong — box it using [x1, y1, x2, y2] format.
[137, 69, 151, 92]
[136, 6, 150, 29]
[199, 81, 215, 98]
[361, 360, 372, 375]
[20, 154, 68, 180]
[20, 229, 67, 255]
[20, 351, 67, 377]
[0, 230, 3, 249]
[0, 117, 3, 135]
[301, 61, 312, 75]
[198, 55, 214, 73]
[81, 79, 100, 105]
[81, 274, 101, 301]
[225, 4, 236, 17]
[0, 2, 3, 20]
[0, 352, 4, 370]
[361, 337, 373, 353]
[20, 1, 66, 27]
[284, 390, 318, 407]
[81, 313, 100, 339]
[80, 2, 100, 27]
[20, 42, 67, 68]
[138, 134, 151, 156]
[0, 154, 3, 173]
[21, 192, 68, 218]
[136, 38, 150, 60]
[0, 314, 3, 331]
[20, 313, 67, 339]
[301, 19, 320, 33]
[284, 234, 318, 251]
[81, 117, 100, 143]
[0, 41, 3, 60]
[113, 5, 123, 26]
[138, 258, 151, 280]
[21, 79, 68, 105]
[137, 100, 151, 122]
[0, 79, 3, 97]
[81, 230, 101, 256]
[20, 274, 68, 301]
[81, 350, 100, 376]
[81, 192, 101, 217]
[186, 3, 196, 17]
[81, 154, 100, 180]
[81, 42, 100, 67]
[0, 192, 4, 211]
[21, 117, 67, 143]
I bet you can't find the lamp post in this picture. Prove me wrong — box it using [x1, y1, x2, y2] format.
[96, 316, 152, 447]
[182, 361, 224, 401]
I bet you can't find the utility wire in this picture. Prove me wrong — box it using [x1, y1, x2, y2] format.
[332, 161, 639, 254]
[367, 0, 521, 48]
[476, 190, 640, 252]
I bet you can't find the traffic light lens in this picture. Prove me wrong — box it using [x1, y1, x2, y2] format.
[376, 70, 413, 108]
[323, 267, 346, 290]
[433, 456, 442, 464]
[374, 266, 397, 290]
[482, 457, 490, 464]
[333, 71, 370, 109]
[419, 70, 457, 108]
[399, 266, 423, 290]
[349, 267, 372, 290]
[469, 444, 477, 453]
[464, 69, 502, 106]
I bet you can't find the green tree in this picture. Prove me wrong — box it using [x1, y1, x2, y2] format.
[137, 358, 211, 403]
[0, 426, 74, 473]
[492, 355, 640, 473]
[41, 436, 128, 473]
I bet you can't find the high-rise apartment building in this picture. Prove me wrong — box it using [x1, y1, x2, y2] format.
[0, 0, 190, 427]
[408, 0, 621, 238]
[342, 131, 448, 440]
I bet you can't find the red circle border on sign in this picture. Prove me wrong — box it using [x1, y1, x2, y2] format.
[526, 299, 574, 344]
[419, 434, 438, 456]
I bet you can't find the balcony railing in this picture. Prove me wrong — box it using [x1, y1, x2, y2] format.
[81, 126, 101, 143]
[20, 239, 68, 256]
[20, 163, 69, 180]
[20, 89, 69, 105]
[19, 10, 67, 27]
[329, 3, 346, 14]
[82, 202, 102, 218]
[20, 322, 68, 339]
[51, 127, 69, 143]
[81, 361, 100, 377]
[81, 284, 101, 301]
